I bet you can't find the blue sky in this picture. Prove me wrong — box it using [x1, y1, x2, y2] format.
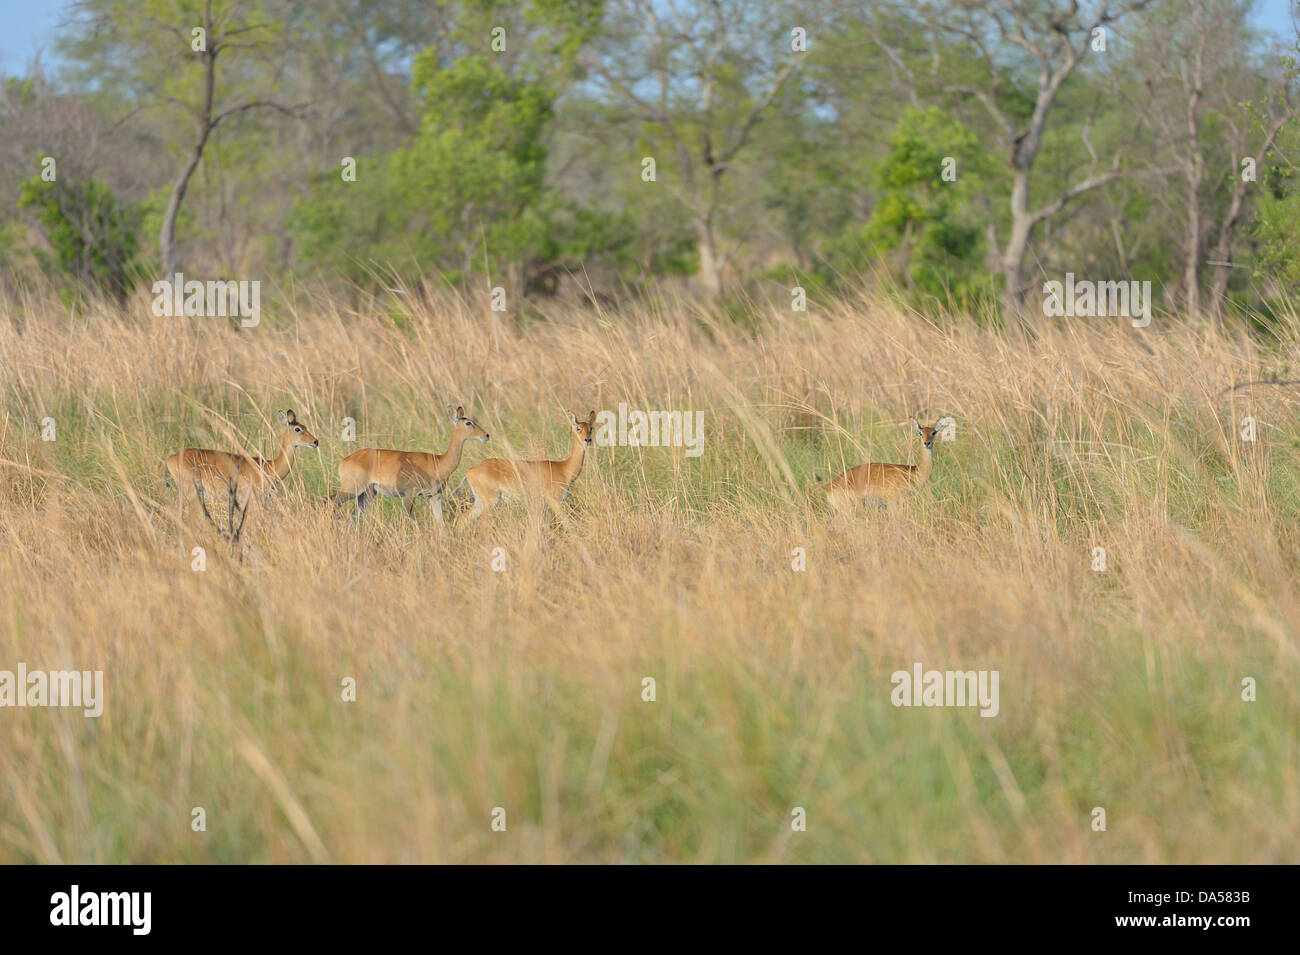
[0, 0, 66, 75]
[1257, 0, 1297, 35]
[0, 0, 1296, 77]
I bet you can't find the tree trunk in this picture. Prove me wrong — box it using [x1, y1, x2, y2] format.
[160, 145, 206, 277]
[1001, 171, 1035, 330]
[1207, 189, 1245, 314]
[1182, 36, 1205, 319]
[1000, 70, 1063, 335]
[1182, 172, 1202, 318]
[1208, 115, 1290, 317]
[161, 2, 215, 277]
[694, 217, 723, 298]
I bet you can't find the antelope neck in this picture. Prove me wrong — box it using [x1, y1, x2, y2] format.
[437, 433, 471, 477]
[560, 431, 587, 483]
[266, 431, 296, 481]
[915, 445, 934, 482]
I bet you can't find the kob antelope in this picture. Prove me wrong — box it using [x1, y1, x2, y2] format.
[335, 406, 489, 523]
[461, 410, 595, 518]
[165, 409, 319, 542]
[816, 416, 954, 511]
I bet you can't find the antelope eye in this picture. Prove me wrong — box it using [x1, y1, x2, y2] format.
[295, 427, 302, 433]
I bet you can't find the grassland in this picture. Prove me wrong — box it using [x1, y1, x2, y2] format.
[0, 286, 1297, 863]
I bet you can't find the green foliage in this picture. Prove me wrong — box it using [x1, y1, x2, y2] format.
[8, 0, 1291, 317]
[290, 55, 554, 286]
[407, 52, 553, 261]
[1252, 153, 1300, 294]
[291, 1, 615, 292]
[17, 174, 141, 300]
[852, 107, 993, 311]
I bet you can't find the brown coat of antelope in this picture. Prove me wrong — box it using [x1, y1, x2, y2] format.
[334, 405, 489, 523]
[816, 416, 954, 512]
[461, 410, 596, 518]
[164, 409, 319, 541]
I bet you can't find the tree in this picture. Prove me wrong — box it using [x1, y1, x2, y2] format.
[290, 0, 602, 294]
[858, 106, 990, 308]
[581, 0, 819, 297]
[18, 175, 141, 300]
[1124, 0, 1298, 319]
[1252, 124, 1300, 297]
[61, 0, 302, 276]
[1205, 59, 1298, 313]
[866, 0, 1155, 327]
[0, 71, 156, 296]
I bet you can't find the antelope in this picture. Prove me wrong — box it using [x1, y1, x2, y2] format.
[165, 409, 319, 542]
[815, 416, 954, 512]
[335, 406, 489, 523]
[460, 410, 595, 518]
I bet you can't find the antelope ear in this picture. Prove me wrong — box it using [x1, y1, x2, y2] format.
[277, 410, 289, 426]
[286, 409, 297, 424]
[455, 405, 465, 418]
[587, 410, 597, 425]
[448, 406, 459, 422]
[911, 417, 922, 436]
[935, 417, 954, 433]
[567, 411, 578, 425]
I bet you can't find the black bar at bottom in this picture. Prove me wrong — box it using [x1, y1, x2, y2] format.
[0, 864, 1281, 943]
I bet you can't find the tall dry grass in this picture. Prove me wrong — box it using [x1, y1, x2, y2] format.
[0, 285, 1296, 862]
